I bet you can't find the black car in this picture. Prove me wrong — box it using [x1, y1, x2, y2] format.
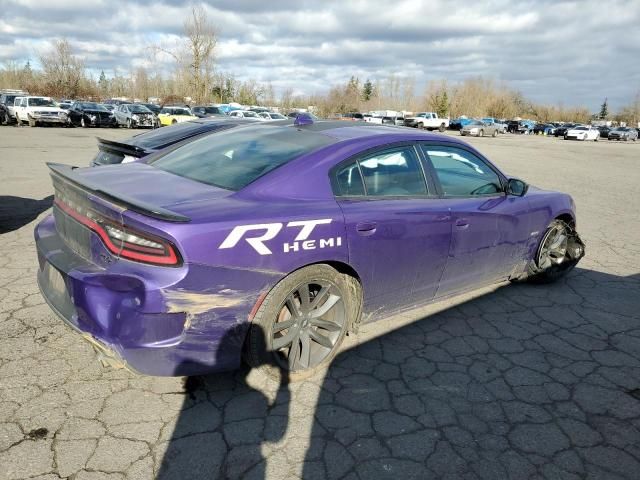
[90, 118, 258, 166]
[136, 103, 162, 115]
[554, 123, 577, 137]
[191, 105, 225, 118]
[597, 126, 612, 139]
[68, 102, 117, 128]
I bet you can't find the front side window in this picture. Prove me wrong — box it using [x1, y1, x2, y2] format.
[424, 146, 502, 196]
[357, 147, 427, 196]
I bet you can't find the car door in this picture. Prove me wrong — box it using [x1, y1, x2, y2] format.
[420, 143, 533, 297]
[334, 144, 452, 317]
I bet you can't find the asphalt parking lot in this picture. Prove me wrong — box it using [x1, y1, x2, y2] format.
[1, 126, 639, 480]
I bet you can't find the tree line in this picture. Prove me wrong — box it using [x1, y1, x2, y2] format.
[1, 5, 638, 125]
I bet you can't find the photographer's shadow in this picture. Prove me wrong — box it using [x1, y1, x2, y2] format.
[0, 195, 53, 234]
[157, 326, 290, 480]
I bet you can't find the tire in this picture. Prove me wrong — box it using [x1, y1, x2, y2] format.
[479, 129, 484, 137]
[127, 119, 132, 129]
[81, 117, 87, 128]
[2, 112, 8, 125]
[28, 115, 36, 127]
[438, 123, 445, 132]
[15, 114, 21, 126]
[526, 220, 583, 284]
[245, 264, 361, 381]
[492, 129, 498, 137]
[171, 119, 177, 125]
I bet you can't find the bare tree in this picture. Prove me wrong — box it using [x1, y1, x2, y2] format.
[39, 39, 86, 98]
[152, 5, 217, 103]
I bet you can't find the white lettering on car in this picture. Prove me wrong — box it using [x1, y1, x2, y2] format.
[219, 219, 341, 255]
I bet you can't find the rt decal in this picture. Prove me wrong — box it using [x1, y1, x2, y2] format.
[219, 219, 342, 255]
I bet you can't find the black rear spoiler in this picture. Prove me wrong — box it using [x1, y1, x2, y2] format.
[96, 137, 148, 157]
[47, 163, 191, 223]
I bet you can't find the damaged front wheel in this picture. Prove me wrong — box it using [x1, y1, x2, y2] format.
[526, 219, 585, 284]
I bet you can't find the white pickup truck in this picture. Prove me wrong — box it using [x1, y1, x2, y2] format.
[403, 112, 449, 131]
[14, 96, 68, 127]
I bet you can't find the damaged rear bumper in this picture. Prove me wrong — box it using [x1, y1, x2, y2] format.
[35, 215, 282, 376]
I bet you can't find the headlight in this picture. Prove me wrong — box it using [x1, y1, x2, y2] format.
[89, 114, 96, 120]
[470, 128, 478, 132]
[132, 114, 139, 120]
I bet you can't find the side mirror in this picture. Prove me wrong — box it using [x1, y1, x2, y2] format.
[506, 178, 528, 196]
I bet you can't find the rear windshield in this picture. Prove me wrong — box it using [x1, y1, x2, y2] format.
[150, 126, 333, 190]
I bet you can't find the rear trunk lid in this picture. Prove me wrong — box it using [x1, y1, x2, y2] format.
[49, 162, 232, 264]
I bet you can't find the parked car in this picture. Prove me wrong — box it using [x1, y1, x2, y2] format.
[481, 118, 508, 134]
[58, 102, 73, 111]
[508, 120, 536, 134]
[114, 103, 158, 129]
[258, 112, 288, 121]
[68, 102, 117, 128]
[136, 103, 162, 115]
[533, 123, 557, 135]
[191, 106, 225, 118]
[564, 125, 600, 141]
[157, 106, 197, 126]
[607, 127, 638, 141]
[228, 110, 262, 119]
[0, 89, 28, 125]
[36, 120, 584, 377]
[597, 126, 612, 139]
[102, 104, 115, 112]
[90, 118, 254, 166]
[460, 119, 501, 137]
[14, 96, 68, 127]
[449, 117, 474, 130]
[554, 124, 577, 137]
[404, 112, 449, 131]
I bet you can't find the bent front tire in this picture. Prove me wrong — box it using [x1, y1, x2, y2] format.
[526, 220, 585, 284]
[245, 264, 360, 381]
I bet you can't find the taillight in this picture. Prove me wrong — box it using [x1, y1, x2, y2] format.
[55, 199, 181, 266]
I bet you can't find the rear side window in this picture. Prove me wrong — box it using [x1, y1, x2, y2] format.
[150, 126, 333, 190]
[335, 162, 365, 196]
[358, 147, 427, 196]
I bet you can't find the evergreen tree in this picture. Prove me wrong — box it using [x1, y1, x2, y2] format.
[98, 70, 109, 96]
[437, 90, 449, 117]
[599, 98, 608, 119]
[362, 79, 373, 101]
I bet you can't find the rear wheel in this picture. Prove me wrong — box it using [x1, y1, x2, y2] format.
[526, 220, 583, 284]
[479, 129, 484, 137]
[245, 264, 360, 380]
[492, 129, 498, 137]
[438, 123, 445, 132]
[171, 119, 177, 125]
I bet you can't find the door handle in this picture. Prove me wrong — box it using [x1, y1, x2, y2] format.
[356, 221, 377, 236]
[455, 218, 470, 228]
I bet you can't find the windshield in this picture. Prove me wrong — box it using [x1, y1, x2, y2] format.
[242, 111, 259, 118]
[151, 126, 333, 190]
[129, 105, 151, 113]
[270, 113, 286, 119]
[615, 127, 630, 131]
[469, 120, 483, 126]
[416, 113, 427, 118]
[574, 127, 587, 131]
[29, 98, 56, 107]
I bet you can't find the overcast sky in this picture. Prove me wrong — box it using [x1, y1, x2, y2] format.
[1, 0, 638, 110]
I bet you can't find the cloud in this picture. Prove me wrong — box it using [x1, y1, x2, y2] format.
[1, 0, 638, 110]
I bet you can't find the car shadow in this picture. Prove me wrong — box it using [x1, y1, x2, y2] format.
[300, 268, 640, 479]
[0, 195, 53, 234]
[155, 268, 640, 479]
[156, 325, 290, 479]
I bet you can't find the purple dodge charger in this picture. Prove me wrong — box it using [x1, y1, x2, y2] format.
[35, 120, 584, 377]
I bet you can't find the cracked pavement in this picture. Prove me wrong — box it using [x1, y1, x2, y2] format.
[1, 127, 639, 479]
